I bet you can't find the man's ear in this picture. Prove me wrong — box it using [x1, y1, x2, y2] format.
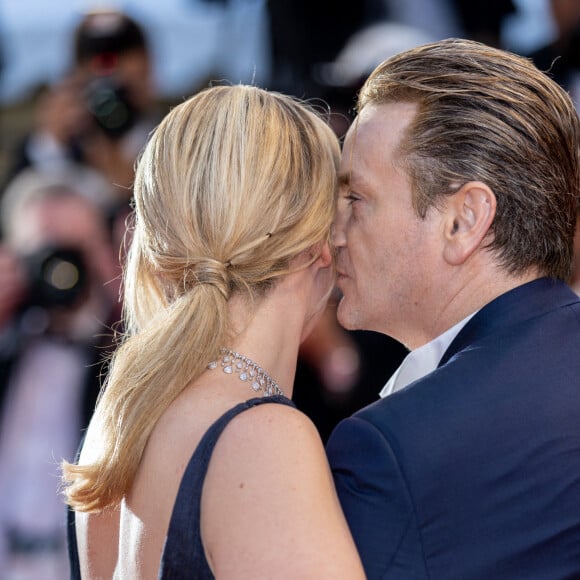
[442, 181, 496, 265]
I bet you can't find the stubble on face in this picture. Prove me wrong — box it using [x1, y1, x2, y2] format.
[334, 102, 441, 343]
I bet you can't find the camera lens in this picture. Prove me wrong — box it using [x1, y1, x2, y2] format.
[43, 255, 81, 291]
[24, 247, 88, 308]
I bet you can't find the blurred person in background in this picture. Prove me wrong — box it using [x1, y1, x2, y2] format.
[528, 0, 580, 109]
[525, 0, 580, 295]
[572, 221, 580, 295]
[451, 0, 516, 47]
[0, 168, 120, 579]
[3, 8, 160, 220]
[267, 0, 388, 98]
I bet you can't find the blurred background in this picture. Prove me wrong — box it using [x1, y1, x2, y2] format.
[0, 0, 572, 178]
[0, 0, 579, 577]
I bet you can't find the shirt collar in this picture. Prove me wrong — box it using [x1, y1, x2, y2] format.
[379, 311, 477, 399]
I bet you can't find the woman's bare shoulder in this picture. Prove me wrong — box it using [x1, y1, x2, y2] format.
[224, 396, 319, 436]
[201, 399, 365, 579]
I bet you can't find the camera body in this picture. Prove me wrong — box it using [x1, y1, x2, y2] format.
[84, 75, 137, 139]
[74, 11, 148, 140]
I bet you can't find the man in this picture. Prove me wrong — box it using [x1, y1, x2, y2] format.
[4, 9, 159, 207]
[0, 169, 120, 578]
[327, 38, 580, 579]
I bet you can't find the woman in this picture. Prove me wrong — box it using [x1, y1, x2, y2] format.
[62, 85, 365, 578]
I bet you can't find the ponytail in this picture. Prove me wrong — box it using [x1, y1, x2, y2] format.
[63, 280, 229, 511]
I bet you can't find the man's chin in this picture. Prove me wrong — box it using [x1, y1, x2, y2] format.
[336, 296, 358, 331]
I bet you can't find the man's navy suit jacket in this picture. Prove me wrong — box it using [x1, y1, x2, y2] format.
[327, 278, 580, 579]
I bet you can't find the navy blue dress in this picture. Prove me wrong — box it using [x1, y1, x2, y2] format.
[68, 395, 294, 579]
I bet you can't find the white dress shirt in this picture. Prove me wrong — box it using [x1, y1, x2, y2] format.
[380, 312, 477, 398]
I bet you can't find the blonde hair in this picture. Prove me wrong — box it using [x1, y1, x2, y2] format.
[62, 85, 340, 512]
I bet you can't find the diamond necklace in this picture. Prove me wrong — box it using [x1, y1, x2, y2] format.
[207, 348, 285, 397]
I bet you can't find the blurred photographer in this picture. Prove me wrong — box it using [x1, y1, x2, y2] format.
[5, 9, 159, 214]
[0, 168, 120, 579]
[528, 0, 580, 111]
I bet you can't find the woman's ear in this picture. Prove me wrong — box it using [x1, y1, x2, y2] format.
[317, 241, 333, 268]
[442, 181, 496, 266]
[291, 241, 333, 272]
[303, 240, 333, 269]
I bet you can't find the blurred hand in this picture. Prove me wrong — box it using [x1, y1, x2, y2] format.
[81, 131, 136, 191]
[36, 74, 91, 145]
[0, 245, 27, 328]
[300, 298, 361, 396]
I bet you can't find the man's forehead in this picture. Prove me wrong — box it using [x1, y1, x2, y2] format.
[352, 101, 417, 140]
[340, 101, 417, 172]
[339, 113, 378, 189]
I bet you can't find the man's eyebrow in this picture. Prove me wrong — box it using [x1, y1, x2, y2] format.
[338, 172, 350, 187]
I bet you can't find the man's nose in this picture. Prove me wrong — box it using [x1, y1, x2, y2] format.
[332, 205, 347, 248]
